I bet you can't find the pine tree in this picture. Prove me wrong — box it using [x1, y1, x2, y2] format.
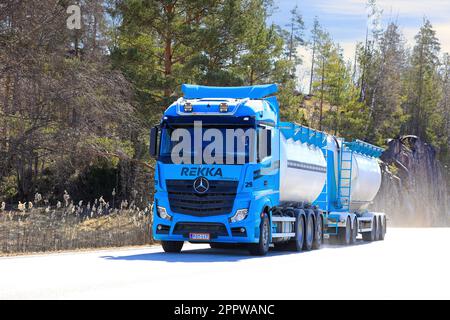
[405, 20, 442, 141]
[366, 22, 407, 145]
[309, 17, 321, 95]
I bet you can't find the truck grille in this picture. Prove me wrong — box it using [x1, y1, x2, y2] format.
[166, 179, 238, 216]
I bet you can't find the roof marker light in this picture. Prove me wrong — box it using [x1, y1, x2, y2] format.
[184, 102, 193, 112]
[219, 102, 228, 113]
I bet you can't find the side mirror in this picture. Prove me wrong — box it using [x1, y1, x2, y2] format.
[149, 126, 159, 158]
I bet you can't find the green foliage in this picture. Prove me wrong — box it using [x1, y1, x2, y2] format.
[0, 176, 17, 202]
[405, 20, 442, 141]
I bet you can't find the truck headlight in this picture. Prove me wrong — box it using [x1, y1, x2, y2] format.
[229, 209, 248, 223]
[157, 206, 172, 221]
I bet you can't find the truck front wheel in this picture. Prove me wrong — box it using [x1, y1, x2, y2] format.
[249, 213, 270, 256]
[161, 241, 184, 253]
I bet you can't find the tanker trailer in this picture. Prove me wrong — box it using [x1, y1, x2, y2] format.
[150, 83, 387, 255]
[318, 137, 387, 244]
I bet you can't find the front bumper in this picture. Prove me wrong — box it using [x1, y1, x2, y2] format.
[152, 192, 260, 243]
[153, 213, 259, 243]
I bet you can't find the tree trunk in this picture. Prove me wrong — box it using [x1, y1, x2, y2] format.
[319, 57, 325, 131]
[163, 4, 175, 98]
[309, 39, 316, 95]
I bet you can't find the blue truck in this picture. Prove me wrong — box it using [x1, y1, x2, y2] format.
[149, 84, 387, 255]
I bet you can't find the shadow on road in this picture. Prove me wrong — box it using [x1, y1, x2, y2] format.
[102, 247, 297, 263]
[101, 240, 372, 263]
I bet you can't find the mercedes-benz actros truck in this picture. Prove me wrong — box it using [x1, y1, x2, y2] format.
[149, 84, 386, 255]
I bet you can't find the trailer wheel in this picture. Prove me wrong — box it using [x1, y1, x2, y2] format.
[249, 213, 270, 256]
[374, 217, 380, 241]
[351, 218, 358, 244]
[161, 241, 184, 253]
[312, 214, 323, 250]
[379, 216, 386, 240]
[362, 217, 376, 242]
[303, 214, 314, 251]
[375, 217, 381, 241]
[289, 213, 305, 252]
[338, 217, 352, 245]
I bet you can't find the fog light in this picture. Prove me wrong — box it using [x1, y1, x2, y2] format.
[229, 209, 248, 223]
[157, 225, 162, 230]
[184, 102, 193, 112]
[240, 228, 245, 233]
[157, 206, 172, 221]
[219, 102, 228, 113]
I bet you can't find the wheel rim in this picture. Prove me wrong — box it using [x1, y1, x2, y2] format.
[262, 218, 269, 248]
[317, 217, 322, 242]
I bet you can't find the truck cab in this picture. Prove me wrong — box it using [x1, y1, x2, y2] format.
[150, 84, 281, 255]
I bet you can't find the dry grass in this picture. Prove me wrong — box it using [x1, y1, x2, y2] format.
[0, 207, 153, 255]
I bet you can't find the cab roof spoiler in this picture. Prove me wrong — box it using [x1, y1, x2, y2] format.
[181, 84, 278, 99]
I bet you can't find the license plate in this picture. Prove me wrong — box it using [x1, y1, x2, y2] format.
[189, 233, 210, 241]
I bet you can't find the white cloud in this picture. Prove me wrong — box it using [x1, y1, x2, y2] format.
[434, 23, 450, 54]
[339, 42, 358, 63]
[314, 0, 450, 54]
[402, 23, 450, 54]
[377, 0, 450, 18]
[316, 0, 450, 19]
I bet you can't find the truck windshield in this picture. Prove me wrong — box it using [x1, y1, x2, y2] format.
[159, 124, 255, 165]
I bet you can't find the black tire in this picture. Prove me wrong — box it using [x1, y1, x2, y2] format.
[288, 213, 305, 252]
[338, 217, 352, 245]
[312, 214, 323, 250]
[375, 217, 381, 241]
[303, 214, 314, 251]
[351, 218, 358, 244]
[161, 241, 184, 253]
[249, 213, 270, 256]
[362, 217, 376, 242]
[374, 217, 380, 241]
[379, 216, 386, 240]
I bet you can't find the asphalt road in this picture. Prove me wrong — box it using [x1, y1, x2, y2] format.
[0, 228, 449, 300]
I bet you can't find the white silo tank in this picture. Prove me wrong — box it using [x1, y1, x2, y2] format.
[279, 134, 327, 203]
[349, 153, 382, 211]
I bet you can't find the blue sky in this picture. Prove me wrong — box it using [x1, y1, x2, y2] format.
[269, 0, 450, 91]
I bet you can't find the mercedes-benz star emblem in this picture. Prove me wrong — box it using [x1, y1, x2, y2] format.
[193, 177, 209, 194]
